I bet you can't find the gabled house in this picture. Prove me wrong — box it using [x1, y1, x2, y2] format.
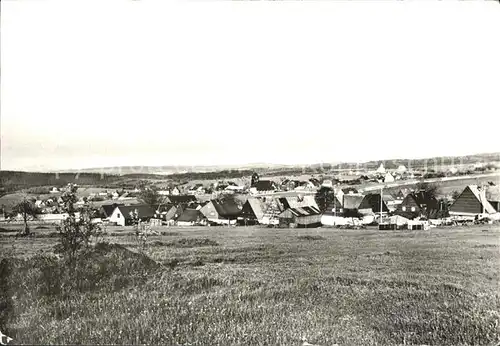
[376, 163, 386, 174]
[395, 191, 439, 219]
[200, 199, 241, 225]
[278, 206, 322, 228]
[171, 187, 181, 196]
[384, 173, 395, 183]
[449, 185, 497, 217]
[100, 203, 125, 219]
[342, 194, 365, 217]
[486, 186, 500, 212]
[336, 187, 359, 201]
[382, 194, 398, 211]
[396, 188, 412, 201]
[239, 197, 265, 225]
[154, 203, 179, 223]
[397, 165, 407, 173]
[276, 196, 319, 212]
[109, 204, 156, 226]
[176, 208, 207, 226]
[188, 184, 205, 195]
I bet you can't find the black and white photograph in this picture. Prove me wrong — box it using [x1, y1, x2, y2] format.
[1, 1, 500, 345]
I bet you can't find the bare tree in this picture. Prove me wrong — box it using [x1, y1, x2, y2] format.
[13, 199, 41, 236]
[138, 186, 162, 206]
[314, 186, 335, 212]
[57, 184, 103, 269]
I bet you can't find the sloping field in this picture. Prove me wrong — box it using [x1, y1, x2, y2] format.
[1, 225, 499, 345]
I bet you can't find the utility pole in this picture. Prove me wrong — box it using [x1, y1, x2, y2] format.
[479, 183, 486, 215]
[333, 187, 336, 218]
[380, 186, 384, 224]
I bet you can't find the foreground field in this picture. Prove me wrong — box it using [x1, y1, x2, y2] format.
[1, 225, 499, 345]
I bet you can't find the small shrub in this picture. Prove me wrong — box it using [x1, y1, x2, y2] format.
[297, 235, 326, 241]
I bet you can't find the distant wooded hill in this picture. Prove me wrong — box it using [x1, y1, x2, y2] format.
[1, 152, 498, 195]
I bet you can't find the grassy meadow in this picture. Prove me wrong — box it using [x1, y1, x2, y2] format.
[1, 224, 499, 345]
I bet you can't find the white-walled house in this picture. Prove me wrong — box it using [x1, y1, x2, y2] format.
[384, 173, 395, 183]
[108, 205, 157, 226]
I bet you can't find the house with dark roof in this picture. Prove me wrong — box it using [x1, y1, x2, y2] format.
[278, 206, 322, 228]
[200, 199, 242, 225]
[108, 204, 156, 226]
[239, 197, 265, 225]
[449, 185, 497, 217]
[276, 196, 319, 212]
[100, 203, 125, 219]
[250, 180, 278, 194]
[396, 188, 412, 201]
[176, 208, 207, 226]
[395, 190, 440, 219]
[165, 195, 198, 205]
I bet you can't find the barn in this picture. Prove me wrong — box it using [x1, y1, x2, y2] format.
[449, 185, 496, 217]
[176, 208, 207, 226]
[239, 197, 265, 225]
[200, 199, 241, 225]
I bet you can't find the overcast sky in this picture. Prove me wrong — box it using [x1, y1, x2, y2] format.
[2, 1, 500, 172]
